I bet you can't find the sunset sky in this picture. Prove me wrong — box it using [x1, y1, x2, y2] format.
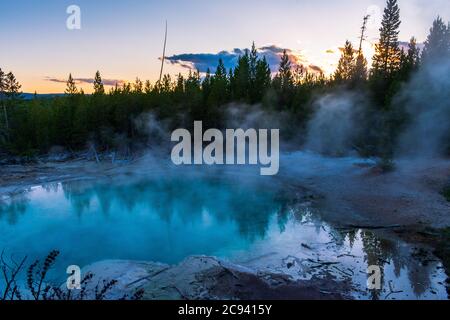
[1, 0, 449, 93]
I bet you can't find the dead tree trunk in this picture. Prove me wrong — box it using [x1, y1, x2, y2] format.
[2, 102, 9, 142]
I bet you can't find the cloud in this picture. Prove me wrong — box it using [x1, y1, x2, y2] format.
[308, 65, 324, 73]
[45, 77, 125, 86]
[164, 50, 241, 73]
[165, 45, 322, 75]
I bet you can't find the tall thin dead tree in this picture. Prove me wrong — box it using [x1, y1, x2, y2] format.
[0, 69, 8, 142]
[159, 20, 168, 83]
[351, 15, 370, 83]
[358, 15, 370, 53]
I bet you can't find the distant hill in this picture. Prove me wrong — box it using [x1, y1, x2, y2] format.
[21, 93, 65, 100]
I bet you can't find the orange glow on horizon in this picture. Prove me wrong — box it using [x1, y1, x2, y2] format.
[19, 42, 377, 94]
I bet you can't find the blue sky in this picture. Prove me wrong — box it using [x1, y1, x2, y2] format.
[0, 0, 449, 93]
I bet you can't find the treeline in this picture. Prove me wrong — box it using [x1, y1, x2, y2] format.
[1, 0, 449, 158]
[0, 44, 326, 156]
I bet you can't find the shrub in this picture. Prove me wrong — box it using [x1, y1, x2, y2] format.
[0, 250, 144, 301]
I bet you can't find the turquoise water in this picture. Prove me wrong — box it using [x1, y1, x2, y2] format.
[0, 172, 448, 299]
[0, 175, 287, 271]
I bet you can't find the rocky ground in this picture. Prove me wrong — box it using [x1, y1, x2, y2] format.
[70, 256, 350, 300]
[281, 153, 450, 229]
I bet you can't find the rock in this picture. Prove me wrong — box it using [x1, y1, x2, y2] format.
[69, 256, 349, 300]
[63, 260, 168, 300]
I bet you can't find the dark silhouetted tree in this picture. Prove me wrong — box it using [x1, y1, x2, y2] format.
[421, 17, 450, 64]
[133, 78, 143, 93]
[398, 37, 420, 80]
[254, 56, 272, 102]
[273, 49, 294, 108]
[334, 40, 355, 83]
[208, 59, 228, 107]
[371, 0, 402, 79]
[231, 51, 251, 101]
[276, 49, 293, 88]
[370, 0, 402, 110]
[144, 80, 152, 94]
[0, 68, 8, 142]
[5, 72, 21, 99]
[65, 74, 78, 95]
[93, 71, 105, 95]
[351, 16, 370, 85]
[353, 52, 368, 84]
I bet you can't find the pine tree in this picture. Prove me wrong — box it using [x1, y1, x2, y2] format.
[2, 72, 22, 143]
[232, 51, 251, 101]
[185, 70, 203, 122]
[5, 72, 21, 99]
[201, 69, 211, 104]
[249, 42, 258, 81]
[254, 56, 272, 102]
[247, 42, 271, 103]
[276, 49, 293, 89]
[395, 37, 420, 83]
[272, 50, 294, 109]
[334, 40, 356, 83]
[371, 0, 402, 79]
[175, 73, 185, 94]
[172, 73, 185, 104]
[0, 69, 6, 104]
[65, 74, 78, 95]
[0, 68, 5, 94]
[404, 37, 420, 73]
[133, 78, 143, 93]
[214, 59, 227, 82]
[353, 53, 368, 83]
[422, 17, 450, 64]
[208, 59, 229, 107]
[93, 71, 105, 94]
[161, 74, 173, 93]
[122, 82, 132, 94]
[144, 80, 152, 94]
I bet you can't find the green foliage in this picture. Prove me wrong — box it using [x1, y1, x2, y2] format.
[93, 70, 105, 95]
[371, 0, 402, 80]
[231, 50, 251, 101]
[0, 42, 332, 156]
[334, 40, 356, 83]
[352, 52, 368, 85]
[0, 69, 22, 145]
[422, 17, 450, 64]
[65, 74, 78, 95]
[370, 0, 402, 109]
[272, 49, 295, 109]
[0, 3, 448, 159]
[4, 72, 21, 99]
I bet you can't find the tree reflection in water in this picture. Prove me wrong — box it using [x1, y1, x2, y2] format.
[0, 194, 29, 225]
[0, 176, 445, 299]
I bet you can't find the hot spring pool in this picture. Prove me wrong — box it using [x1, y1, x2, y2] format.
[0, 172, 448, 300]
